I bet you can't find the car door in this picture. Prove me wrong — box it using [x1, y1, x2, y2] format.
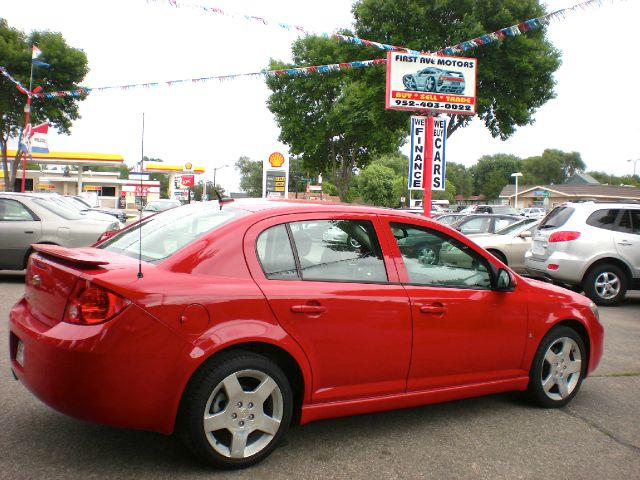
[0, 198, 42, 269]
[245, 214, 412, 404]
[382, 218, 528, 391]
[614, 208, 640, 279]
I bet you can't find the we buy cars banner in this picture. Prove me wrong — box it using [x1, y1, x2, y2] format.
[386, 52, 477, 115]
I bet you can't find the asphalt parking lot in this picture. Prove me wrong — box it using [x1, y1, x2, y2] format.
[0, 271, 638, 479]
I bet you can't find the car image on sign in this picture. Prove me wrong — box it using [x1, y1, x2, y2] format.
[402, 67, 465, 94]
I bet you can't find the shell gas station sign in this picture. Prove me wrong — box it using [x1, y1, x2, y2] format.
[263, 152, 288, 199]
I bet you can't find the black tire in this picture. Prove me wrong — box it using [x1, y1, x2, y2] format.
[425, 76, 436, 92]
[403, 75, 417, 90]
[526, 326, 586, 408]
[582, 263, 628, 306]
[487, 249, 507, 265]
[178, 351, 292, 469]
[417, 245, 438, 265]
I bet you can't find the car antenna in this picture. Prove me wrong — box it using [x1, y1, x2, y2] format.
[137, 113, 145, 279]
[212, 186, 234, 210]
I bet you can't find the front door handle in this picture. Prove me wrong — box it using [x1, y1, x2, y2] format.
[291, 305, 327, 314]
[420, 303, 447, 315]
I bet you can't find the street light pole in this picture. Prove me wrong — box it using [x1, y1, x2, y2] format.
[628, 159, 640, 178]
[212, 164, 229, 197]
[511, 172, 523, 209]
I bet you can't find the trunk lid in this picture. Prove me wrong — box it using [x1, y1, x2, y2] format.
[24, 245, 139, 327]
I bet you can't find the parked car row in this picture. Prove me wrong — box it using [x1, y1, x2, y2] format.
[0, 192, 123, 270]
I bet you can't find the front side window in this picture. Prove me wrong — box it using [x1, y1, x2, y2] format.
[391, 223, 491, 289]
[256, 219, 387, 283]
[617, 209, 640, 234]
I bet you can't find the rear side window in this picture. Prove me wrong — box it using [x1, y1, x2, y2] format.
[586, 209, 621, 231]
[256, 219, 388, 283]
[616, 209, 640, 235]
[538, 206, 574, 229]
[0, 199, 36, 221]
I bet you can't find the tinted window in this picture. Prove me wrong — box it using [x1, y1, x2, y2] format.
[538, 206, 574, 229]
[617, 209, 640, 235]
[33, 197, 85, 220]
[586, 209, 621, 231]
[391, 223, 491, 289]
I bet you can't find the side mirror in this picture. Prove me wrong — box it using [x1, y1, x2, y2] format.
[519, 231, 532, 239]
[494, 268, 515, 292]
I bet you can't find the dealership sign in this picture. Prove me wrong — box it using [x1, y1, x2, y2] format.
[386, 52, 477, 115]
[408, 116, 446, 191]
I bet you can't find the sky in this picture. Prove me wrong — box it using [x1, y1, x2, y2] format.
[2, 0, 640, 193]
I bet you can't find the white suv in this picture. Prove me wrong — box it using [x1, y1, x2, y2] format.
[524, 202, 640, 305]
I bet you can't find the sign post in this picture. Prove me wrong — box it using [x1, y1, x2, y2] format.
[263, 152, 289, 199]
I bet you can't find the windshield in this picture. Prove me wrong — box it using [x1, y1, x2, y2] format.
[32, 197, 85, 220]
[494, 218, 537, 235]
[98, 203, 247, 262]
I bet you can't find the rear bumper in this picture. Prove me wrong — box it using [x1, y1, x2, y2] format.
[9, 298, 193, 434]
[524, 254, 584, 286]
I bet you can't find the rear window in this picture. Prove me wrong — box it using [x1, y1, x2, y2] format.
[98, 204, 247, 262]
[538, 206, 574, 230]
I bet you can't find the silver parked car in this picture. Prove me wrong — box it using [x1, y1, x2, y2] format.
[0, 192, 121, 270]
[469, 218, 540, 274]
[524, 202, 640, 305]
[141, 199, 182, 217]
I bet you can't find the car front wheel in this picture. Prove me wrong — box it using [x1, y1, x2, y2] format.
[179, 352, 292, 469]
[583, 263, 628, 306]
[526, 326, 586, 408]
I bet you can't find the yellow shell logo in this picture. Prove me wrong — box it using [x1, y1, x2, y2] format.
[268, 152, 285, 168]
[184, 162, 193, 170]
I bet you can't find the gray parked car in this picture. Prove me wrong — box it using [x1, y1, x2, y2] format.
[0, 192, 121, 270]
[524, 202, 640, 305]
[451, 214, 522, 235]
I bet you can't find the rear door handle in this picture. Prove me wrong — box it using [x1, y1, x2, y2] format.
[291, 305, 327, 314]
[420, 303, 447, 315]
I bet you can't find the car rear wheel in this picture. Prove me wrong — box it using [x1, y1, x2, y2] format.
[418, 246, 438, 265]
[179, 352, 292, 469]
[583, 263, 628, 306]
[526, 326, 586, 408]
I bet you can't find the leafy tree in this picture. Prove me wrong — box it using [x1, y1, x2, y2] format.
[540, 149, 586, 180]
[432, 178, 456, 203]
[445, 162, 472, 199]
[352, 0, 561, 139]
[521, 152, 563, 185]
[470, 153, 522, 200]
[189, 180, 225, 201]
[588, 171, 639, 188]
[235, 156, 263, 197]
[0, 20, 89, 190]
[266, 36, 408, 201]
[357, 162, 398, 207]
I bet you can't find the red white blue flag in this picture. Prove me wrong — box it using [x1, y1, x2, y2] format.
[29, 122, 49, 154]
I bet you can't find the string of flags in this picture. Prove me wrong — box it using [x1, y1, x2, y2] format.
[0, 0, 617, 100]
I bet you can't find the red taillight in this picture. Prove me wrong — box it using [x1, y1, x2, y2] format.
[95, 229, 118, 244]
[548, 231, 581, 242]
[63, 280, 130, 325]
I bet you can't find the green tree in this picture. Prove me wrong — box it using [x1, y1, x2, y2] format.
[235, 156, 263, 197]
[470, 153, 522, 200]
[521, 152, 563, 185]
[357, 163, 398, 207]
[1, 20, 89, 191]
[266, 36, 408, 201]
[445, 162, 472, 199]
[352, 0, 561, 139]
[432, 178, 456, 204]
[540, 149, 586, 180]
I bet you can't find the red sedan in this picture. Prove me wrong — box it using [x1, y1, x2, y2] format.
[9, 199, 603, 469]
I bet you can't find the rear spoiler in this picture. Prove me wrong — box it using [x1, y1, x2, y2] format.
[32, 244, 110, 267]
